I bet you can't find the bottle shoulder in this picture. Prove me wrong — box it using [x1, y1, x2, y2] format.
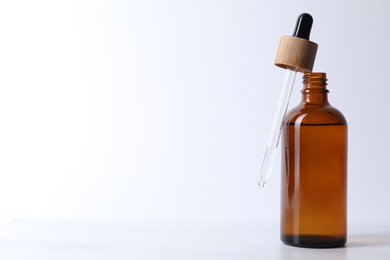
[285, 103, 347, 126]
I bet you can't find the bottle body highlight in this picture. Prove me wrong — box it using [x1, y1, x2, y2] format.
[281, 73, 347, 248]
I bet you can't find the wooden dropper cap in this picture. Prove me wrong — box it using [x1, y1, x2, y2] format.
[275, 13, 318, 73]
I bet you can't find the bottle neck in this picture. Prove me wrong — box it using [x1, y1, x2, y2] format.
[301, 72, 329, 105]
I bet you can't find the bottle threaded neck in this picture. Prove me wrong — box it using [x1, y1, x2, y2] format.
[301, 72, 329, 104]
[303, 72, 327, 87]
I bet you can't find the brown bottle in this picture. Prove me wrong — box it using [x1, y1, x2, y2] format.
[281, 72, 347, 248]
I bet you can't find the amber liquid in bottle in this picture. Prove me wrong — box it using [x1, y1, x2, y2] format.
[281, 72, 347, 248]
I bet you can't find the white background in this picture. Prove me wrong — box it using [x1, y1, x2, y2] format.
[0, 0, 388, 223]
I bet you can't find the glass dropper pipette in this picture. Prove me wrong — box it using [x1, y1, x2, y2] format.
[259, 68, 297, 188]
[258, 13, 318, 188]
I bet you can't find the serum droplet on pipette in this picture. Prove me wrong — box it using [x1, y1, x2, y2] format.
[258, 180, 268, 188]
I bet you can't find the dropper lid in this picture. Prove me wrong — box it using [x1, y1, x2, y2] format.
[259, 13, 318, 188]
[275, 13, 318, 72]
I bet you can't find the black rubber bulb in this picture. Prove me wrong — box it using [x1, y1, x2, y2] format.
[292, 13, 313, 40]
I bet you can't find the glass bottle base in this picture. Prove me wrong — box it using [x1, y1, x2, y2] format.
[281, 234, 346, 248]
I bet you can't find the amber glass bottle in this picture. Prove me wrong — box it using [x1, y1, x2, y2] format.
[281, 72, 347, 248]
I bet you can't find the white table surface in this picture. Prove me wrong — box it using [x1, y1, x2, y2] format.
[0, 220, 389, 259]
